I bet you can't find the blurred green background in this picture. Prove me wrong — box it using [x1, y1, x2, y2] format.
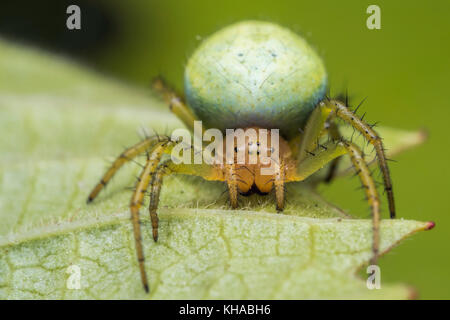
[1, 0, 449, 298]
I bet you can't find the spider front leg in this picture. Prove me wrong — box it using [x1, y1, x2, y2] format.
[323, 99, 395, 218]
[148, 160, 223, 238]
[129, 140, 177, 293]
[344, 142, 381, 263]
[87, 136, 163, 203]
[134, 152, 223, 292]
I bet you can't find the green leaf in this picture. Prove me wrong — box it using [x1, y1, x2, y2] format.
[0, 40, 432, 299]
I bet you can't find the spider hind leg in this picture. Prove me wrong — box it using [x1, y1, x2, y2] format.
[152, 76, 199, 132]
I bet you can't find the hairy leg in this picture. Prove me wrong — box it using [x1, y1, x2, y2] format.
[148, 160, 223, 240]
[132, 153, 223, 292]
[129, 140, 176, 293]
[345, 142, 380, 264]
[87, 136, 165, 203]
[293, 99, 395, 219]
[323, 99, 395, 218]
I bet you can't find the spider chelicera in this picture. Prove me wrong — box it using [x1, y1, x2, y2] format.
[87, 21, 395, 292]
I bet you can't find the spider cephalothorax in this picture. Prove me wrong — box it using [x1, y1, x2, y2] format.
[87, 21, 395, 292]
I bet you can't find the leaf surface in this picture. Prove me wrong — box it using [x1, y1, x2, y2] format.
[0, 40, 431, 299]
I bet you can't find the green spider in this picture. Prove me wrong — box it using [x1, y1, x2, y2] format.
[87, 21, 395, 293]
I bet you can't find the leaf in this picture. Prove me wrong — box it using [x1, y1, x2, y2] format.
[0, 40, 432, 299]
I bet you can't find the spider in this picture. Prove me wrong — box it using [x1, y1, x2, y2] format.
[87, 21, 395, 293]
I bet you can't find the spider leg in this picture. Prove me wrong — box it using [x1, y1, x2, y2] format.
[292, 105, 342, 183]
[152, 76, 199, 132]
[324, 120, 342, 183]
[129, 140, 177, 293]
[345, 142, 381, 264]
[225, 164, 239, 208]
[289, 140, 381, 264]
[323, 99, 395, 218]
[87, 136, 165, 203]
[132, 148, 223, 292]
[296, 104, 332, 162]
[293, 141, 347, 180]
[274, 160, 286, 211]
[148, 159, 224, 241]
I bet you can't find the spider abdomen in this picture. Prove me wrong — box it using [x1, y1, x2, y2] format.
[184, 20, 327, 138]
